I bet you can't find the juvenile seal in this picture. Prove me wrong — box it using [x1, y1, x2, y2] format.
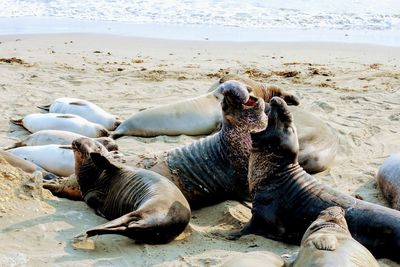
[111, 77, 297, 138]
[377, 153, 400, 210]
[234, 97, 400, 262]
[11, 113, 109, 138]
[5, 130, 118, 151]
[44, 81, 267, 209]
[38, 97, 121, 130]
[292, 206, 379, 267]
[215, 74, 338, 173]
[72, 137, 191, 244]
[0, 149, 57, 180]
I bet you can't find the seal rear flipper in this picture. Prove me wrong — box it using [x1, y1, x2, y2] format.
[37, 104, 51, 111]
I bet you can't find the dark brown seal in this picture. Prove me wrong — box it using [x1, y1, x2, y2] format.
[72, 137, 191, 244]
[234, 96, 400, 262]
[44, 80, 267, 209]
[292, 206, 379, 267]
[377, 153, 400, 210]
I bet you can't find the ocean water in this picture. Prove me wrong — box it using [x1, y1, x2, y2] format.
[0, 0, 399, 45]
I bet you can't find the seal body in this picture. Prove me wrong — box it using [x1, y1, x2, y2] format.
[72, 138, 191, 244]
[377, 153, 400, 210]
[222, 251, 285, 267]
[238, 97, 400, 262]
[7, 145, 74, 177]
[112, 92, 222, 138]
[293, 206, 379, 267]
[39, 97, 121, 130]
[44, 81, 267, 210]
[11, 113, 109, 138]
[6, 130, 118, 151]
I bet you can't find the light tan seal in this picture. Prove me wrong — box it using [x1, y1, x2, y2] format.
[293, 206, 379, 267]
[377, 153, 400, 210]
[222, 251, 286, 267]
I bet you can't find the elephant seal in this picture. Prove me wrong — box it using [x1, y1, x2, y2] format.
[111, 77, 297, 138]
[44, 81, 267, 209]
[72, 137, 191, 244]
[377, 153, 400, 210]
[11, 113, 109, 138]
[292, 206, 379, 267]
[222, 251, 285, 267]
[5, 130, 118, 151]
[0, 149, 57, 180]
[38, 97, 121, 130]
[234, 97, 400, 262]
[215, 74, 338, 174]
[7, 138, 117, 177]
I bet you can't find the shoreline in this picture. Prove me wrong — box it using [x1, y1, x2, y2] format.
[1, 17, 400, 46]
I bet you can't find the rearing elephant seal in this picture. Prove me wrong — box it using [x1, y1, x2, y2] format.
[44, 81, 267, 209]
[214, 74, 338, 174]
[377, 153, 400, 210]
[234, 97, 400, 262]
[293, 206, 379, 267]
[72, 137, 191, 244]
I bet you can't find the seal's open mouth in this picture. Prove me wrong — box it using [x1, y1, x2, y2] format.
[243, 96, 258, 107]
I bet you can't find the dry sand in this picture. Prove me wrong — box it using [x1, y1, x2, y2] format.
[0, 34, 400, 266]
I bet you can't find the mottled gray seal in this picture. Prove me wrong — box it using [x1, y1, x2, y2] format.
[292, 206, 379, 267]
[11, 113, 109, 138]
[44, 81, 267, 209]
[72, 137, 191, 244]
[233, 97, 400, 262]
[377, 153, 400, 210]
[38, 97, 121, 130]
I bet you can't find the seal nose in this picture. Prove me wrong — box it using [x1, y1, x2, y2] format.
[270, 96, 285, 106]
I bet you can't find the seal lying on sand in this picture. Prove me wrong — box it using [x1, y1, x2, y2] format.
[44, 81, 267, 208]
[111, 77, 297, 138]
[7, 137, 119, 177]
[38, 97, 121, 131]
[11, 113, 109, 138]
[221, 251, 285, 267]
[234, 97, 400, 262]
[4, 130, 118, 151]
[377, 153, 400, 210]
[215, 75, 338, 174]
[72, 137, 191, 244]
[292, 206, 379, 267]
[0, 149, 57, 180]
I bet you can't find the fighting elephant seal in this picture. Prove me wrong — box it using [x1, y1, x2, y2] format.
[5, 130, 118, 151]
[292, 206, 379, 267]
[111, 77, 297, 138]
[215, 74, 338, 174]
[11, 113, 109, 138]
[44, 81, 267, 208]
[234, 97, 400, 262]
[377, 153, 400, 210]
[38, 97, 121, 131]
[72, 137, 191, 244]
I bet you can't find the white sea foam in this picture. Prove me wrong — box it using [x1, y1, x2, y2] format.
[0, 0, 399, 31]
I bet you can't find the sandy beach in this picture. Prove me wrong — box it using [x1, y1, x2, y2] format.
[0, 34, 400, 266]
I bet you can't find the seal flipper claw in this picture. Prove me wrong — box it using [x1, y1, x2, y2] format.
[311, 234, 338, 251]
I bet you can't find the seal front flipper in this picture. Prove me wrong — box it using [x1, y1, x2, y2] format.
[310, 234, 338, 251]
[43, 176, 83, 200]
[37, 104, 51, 111]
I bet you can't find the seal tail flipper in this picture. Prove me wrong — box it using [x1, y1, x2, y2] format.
[37, 104, 51, 111]
[3, 141, 25, 150]
[10, 118, 24, 126]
